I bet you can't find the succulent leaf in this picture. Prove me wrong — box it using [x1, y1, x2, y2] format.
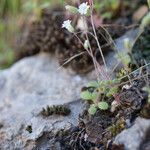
[98, 101, 109, 110]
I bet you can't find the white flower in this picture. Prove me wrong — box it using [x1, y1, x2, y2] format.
[62, 20, 74, 33]
[78, 2, 90, 15]
[122, 84, 132, 90]
[62, 20, 71, 28]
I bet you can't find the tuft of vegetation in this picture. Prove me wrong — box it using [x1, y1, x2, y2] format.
[108, 117, 125, 137]
[0, 123, 3, 129]
[81, 79, 120, 115]
[40, 105, 71, 117]
[26, 125, 32, 133]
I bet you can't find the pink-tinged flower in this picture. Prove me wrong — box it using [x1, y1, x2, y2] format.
[122, 84, 132, 90]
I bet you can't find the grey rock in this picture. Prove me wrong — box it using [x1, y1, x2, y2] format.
[0, 53, 92, 150]
[114, 118, 150, 150]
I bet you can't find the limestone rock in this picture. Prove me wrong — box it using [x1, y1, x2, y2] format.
[0, 53, 90, 150]
[114, 118, 150, 150]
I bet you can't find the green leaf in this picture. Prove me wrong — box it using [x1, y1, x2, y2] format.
[80, 91, 93, 100]
[87, 81, 99, 88]
[81, 91, 98, 101]
[88, 104, 97, 115]
[141, 12, 150, 28]
[99, 80, 107, 87]
[91, 92, 98, 100]
[98, 101, 109, 110]
[113, 79, 120, 84]
[106, 92, 112, 98]
[106, 87, 118, 97]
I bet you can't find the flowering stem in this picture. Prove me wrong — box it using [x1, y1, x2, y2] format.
[73, 32, 101, 79]
[89, 4, 108, 72]
[82, 16, 106, 79]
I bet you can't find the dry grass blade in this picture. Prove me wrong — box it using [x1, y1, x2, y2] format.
[57, 51, 85, 70]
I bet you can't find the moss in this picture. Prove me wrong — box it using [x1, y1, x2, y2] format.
[0, 123, 3, 129]
[108, 118, 125, 137]
[26, 125, 32, 133]
[40, 105, 71, 117]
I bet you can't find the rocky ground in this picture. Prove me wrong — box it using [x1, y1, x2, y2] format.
[0, 28, 150, 150]
[0, 1, 150, 149]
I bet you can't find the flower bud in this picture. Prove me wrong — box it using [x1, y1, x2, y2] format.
[65, 5, 78, 14]
[84, 40, 89, 49]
